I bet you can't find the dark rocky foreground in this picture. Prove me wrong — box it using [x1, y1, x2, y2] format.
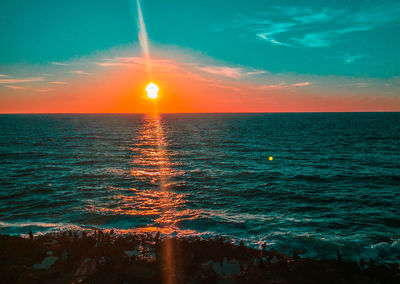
[0, 232, 399, 283]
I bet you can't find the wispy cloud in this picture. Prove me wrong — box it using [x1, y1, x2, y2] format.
[290, 82, 311, 87]
[96, 56, 179, 72]
[258, 83, 285, 89]
[343, 54, 364, 64]
[199, 66, 243, 79]
[69, 70, 90, 75]
[348, 82, 369, 88]
[49, 81, 67, 85]
[216, 3, 400, 48]
[51, 62, 69, 66]
[0, 77, 43, 84]
[96, 62, 128, 67]
[329, 53, 365, 64]
[256, 33, 293, 47]
[291, 33, 331, 48]
[35, 87, 56, 93]
[0, 74, 9, 77]
[246, 70, 267, 76]
[5, 85, 26, 90]
[259, 81, 312, 89]
[198, 65, 266, 79]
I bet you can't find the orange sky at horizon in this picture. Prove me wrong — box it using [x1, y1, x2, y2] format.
[1, 56, 399, 114]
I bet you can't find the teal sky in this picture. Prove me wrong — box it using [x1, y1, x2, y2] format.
[0, 0, 399, 112]
[1, 0, 400, 77]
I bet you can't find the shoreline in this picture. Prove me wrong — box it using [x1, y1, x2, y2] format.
[1, 231, 399, 283]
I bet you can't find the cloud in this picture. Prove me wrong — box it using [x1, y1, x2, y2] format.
[49, 81, 67, 85]
[97, 55, 266, 82]
[216, 3, 400, 48]
[292, 10, 336, 24]
[199, 66, 243, 79]
[198, 65, 266, 79]
[96, 62, 128, 67]
[69, 70, 90, 75]
[328, 54, 365, 64]
[290, 82, 311, 87]
[258, 83, 285, 89]
[51, 62, 69, 66]
[35, 88, 56, 92]
[0, 77, 43, 84]
[0, 74, 9, 77]
[246, 70, 267, 76]
[96, 56, 179, 72]
[348, 82, 369, 88]
[291, 33, 332, 48]
[256, 33, 293, 47]
[5, 85, 25, 90]
[259, 81, 311, 89]
[343, 54, 364, 64]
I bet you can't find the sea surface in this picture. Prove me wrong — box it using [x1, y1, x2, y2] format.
[1, 113, 399, 263]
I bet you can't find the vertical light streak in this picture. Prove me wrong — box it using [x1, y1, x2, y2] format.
[133, 112, 178, 284]
[135, 2, 179, 282]
[149, 111, 178, 284]
[136, 0, 152, 75]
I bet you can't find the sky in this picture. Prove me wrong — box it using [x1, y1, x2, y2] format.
[0, 0, 399, 113]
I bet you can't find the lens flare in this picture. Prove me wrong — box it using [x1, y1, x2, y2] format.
[146, 82, 159, 99]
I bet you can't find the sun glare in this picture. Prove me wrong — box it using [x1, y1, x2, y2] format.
[146, 82, 159, 99]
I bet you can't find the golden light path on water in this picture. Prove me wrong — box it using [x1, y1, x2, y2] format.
[139, 104, 177, 284]
[136, 1, 183, 281]
[130, 111, 186, 233]
[132, 102, 187, 284]
[86, 102, 196, 283]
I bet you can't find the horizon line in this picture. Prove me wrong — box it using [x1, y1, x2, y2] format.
[0, 111, 399, 115]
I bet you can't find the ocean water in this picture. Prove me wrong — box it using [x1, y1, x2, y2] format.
[1, 113, 399, 263]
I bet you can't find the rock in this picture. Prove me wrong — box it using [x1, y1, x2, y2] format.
[220, 257, 241, 277]
[61, 251, 68, 261]
[204, 257, 241, 278]
[33, 256, 58, 269]
[73, 257, 97, 283]
[145, 251, 156, 263]
[125, 250, 135, 258]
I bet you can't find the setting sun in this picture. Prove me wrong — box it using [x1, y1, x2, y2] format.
[146, 82, 159, 99]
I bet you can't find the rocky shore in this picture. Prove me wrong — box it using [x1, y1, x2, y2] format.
[0, 231, 399, 283]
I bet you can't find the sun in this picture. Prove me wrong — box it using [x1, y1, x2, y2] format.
[145, 82, 159, 99]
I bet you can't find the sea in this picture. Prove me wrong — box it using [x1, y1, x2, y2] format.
[0, 113, 399, 263]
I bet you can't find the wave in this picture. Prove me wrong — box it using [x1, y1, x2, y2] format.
[74, 160, 101, 165]
[1, 220, 399, 264]
[0, 221, 85, 234]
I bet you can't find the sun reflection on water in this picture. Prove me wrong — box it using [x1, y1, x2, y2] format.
[134, 112, 183, 284]
[130, 113, 174, 187]
[84, 112, 194, 283]
[87, 113, 197, 233]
